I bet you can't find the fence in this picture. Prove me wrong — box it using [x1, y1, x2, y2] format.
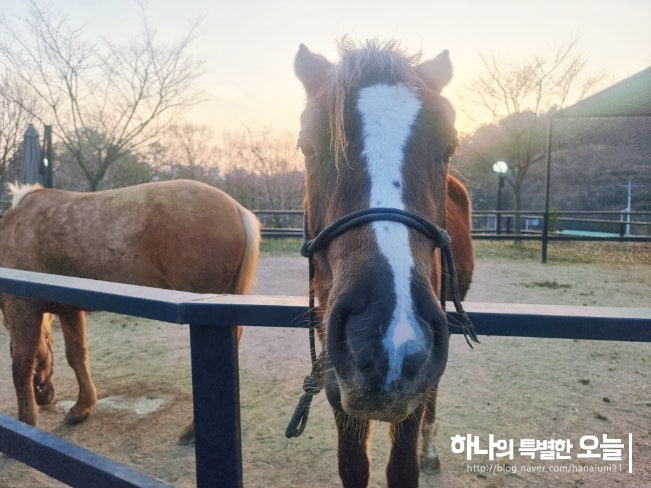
[254, 210, 651, 241]
[254, 209, 651, 264]
[0, 267, 650, 487]
[471, 210, 651, 239]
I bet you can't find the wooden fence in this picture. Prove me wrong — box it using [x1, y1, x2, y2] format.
[0, 267, 650, 487]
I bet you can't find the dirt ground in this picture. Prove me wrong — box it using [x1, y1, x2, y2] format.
[1, 247, 650, 488]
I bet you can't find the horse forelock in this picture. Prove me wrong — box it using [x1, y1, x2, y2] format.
[8, 183, 43, 208]
[325, 39, 422, 169]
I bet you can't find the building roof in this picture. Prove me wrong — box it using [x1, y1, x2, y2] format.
[554, 66, 651, 118]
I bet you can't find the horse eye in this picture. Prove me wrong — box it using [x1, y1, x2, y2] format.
[300, 143, 316, 160]
[444, 141, 457, 160]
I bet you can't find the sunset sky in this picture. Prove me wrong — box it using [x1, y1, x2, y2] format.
[4, 0, 651, 137]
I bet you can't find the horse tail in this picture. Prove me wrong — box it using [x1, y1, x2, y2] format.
[232, 205, 261, 295]
[8, 182, 43, 208]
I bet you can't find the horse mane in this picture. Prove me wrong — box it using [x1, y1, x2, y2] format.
[326, 38, 423, 168]
[8, 183, 43, 208]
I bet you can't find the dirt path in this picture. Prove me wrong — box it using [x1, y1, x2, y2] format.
[1, 253, 649, 487]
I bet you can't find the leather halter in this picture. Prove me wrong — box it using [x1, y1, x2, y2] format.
[301, 207, 452, 256]
[285, 207, 479, 438]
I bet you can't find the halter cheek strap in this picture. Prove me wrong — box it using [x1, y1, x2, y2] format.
[285, 207, 479, 438]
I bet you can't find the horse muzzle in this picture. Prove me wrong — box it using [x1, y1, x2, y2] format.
[325, 290, 449, 422]
[325, 363, 433, 422]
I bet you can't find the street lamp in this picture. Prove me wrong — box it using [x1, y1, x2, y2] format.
[492, 161, 509, 234]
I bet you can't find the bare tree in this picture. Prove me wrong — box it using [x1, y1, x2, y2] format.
[136, 123, 222, 185]
[167, 123, 220, 179]
[0, 73, 40, 195]
[461, 40, 605, 214]
[220, 126, 305, 220]
[0, 0, 204, 190]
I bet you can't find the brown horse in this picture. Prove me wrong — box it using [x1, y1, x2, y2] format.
[420, 174, 474, 474]
[295, 39, 474, 487]
[0, 179, 259, 435]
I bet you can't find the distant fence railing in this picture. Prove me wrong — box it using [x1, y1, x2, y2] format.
[253, 210, 304, 238]
[253, 209, 651, 241]
[254, 209, 651, 264]
[471, 210, 651, 240]
[0, 267, 650, 487]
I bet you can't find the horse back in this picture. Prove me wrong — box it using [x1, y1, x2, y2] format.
[0, 180, 259, 295]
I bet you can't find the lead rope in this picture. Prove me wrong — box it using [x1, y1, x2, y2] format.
[285, 220, 325, 438]
[441, 246, 480, 347]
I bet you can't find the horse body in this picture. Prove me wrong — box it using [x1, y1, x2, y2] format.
[295, 40, 473, 487]
[420, 174, 474, 474]
[0, 179, 259, 428]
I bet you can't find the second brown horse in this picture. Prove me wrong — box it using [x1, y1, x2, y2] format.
[0, 179, 259, 442]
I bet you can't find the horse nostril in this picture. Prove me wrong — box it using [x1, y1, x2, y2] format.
[358, 358, 375, 374]
[329, 292, 369, 344]
[401, 349, 428, 380]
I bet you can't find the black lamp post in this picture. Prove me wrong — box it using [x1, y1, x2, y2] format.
[492, 160, 508, 235]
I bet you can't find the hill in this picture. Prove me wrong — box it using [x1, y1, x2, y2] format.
[455, 116, 651, 214]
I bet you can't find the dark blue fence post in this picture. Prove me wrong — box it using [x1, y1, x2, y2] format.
[189, 324, 242, 488]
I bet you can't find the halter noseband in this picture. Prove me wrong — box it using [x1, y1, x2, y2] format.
[285, 206, 479, 438]
[301, 207, 452, 256]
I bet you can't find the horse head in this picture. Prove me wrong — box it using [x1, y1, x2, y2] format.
[295, 39, 459, 422]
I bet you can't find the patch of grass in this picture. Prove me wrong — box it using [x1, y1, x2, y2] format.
[474, 241, 540, 261]
[548, 241, 651, 265]
[474, 240, 651, 265]
[260, 238, 302, 255]
[260, 236, 651, 265]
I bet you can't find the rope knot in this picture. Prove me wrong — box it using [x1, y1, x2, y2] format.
[302, 369, 322, 395]
[285, 351, 324, 438]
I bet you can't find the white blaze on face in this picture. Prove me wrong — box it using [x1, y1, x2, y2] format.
[357, 83, 423, 387]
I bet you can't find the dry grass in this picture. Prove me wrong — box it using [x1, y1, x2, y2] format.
[475, 240, 651, 265]
[262, 237, 651, 265]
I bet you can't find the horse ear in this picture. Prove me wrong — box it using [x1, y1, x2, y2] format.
[295, 44, 332, 98]
[416, 50, 453, 92]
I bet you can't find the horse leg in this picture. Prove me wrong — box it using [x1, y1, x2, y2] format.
[335, 409, 371, 488]
[6, 300, 44, 425]
[420, 383, 441, 474]
[386, 404, 424, 488]
[57, 309, 97, 424]
[34, 313, 56, 406]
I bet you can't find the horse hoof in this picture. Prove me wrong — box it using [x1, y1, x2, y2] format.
[420, 454, 441, 475]
[177, 426, 195, 445]
[64, 407, 91, 425]
[36, 388, 55, 406]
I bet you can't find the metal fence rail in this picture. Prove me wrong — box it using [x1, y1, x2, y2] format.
[0, 267, 650, 487]
[254, 210, 651, 243]
[0, 413, 175, 488]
